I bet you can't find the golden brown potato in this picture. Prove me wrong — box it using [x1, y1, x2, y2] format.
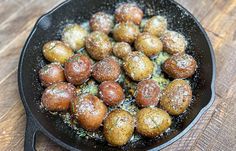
[136, 108, 171, 138]
[62, 24, 88, 50]
[71, 94, 107, 131]
[144, 16, 167, 37]
[135, 32, 163, 57]
[160, 79, 192, 115]
[64, 54, 92, 85]
[89, 12, 114, 34]
[99, 81, 124, 106]
[123, 52, 154, 81]
[39, 62, 65, 87]
[85, 31, 112, 60]
[161, 31, 187, 55]
[92, 57, 121, 82]
[113, 22, 139, 44]
[135, 79, 160, 107]
[41, 82, 76, 111]
[103, 109, 134, 146]
[43, 40, 74, 64]
[115, 3, 143, 25]
[112, 42, 132, 60]
[163, 54, 197, 79]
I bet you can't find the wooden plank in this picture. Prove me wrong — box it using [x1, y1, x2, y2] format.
[202, 0, 236, 41]
[191, 97, 236, 151]
[175, 0, 219, 22]
[0, 0, 63, 82]
[0, 0, 34, 23]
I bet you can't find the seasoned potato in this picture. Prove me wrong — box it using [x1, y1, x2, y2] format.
[62, 24, 88, 50]
[113, 22, 139, 44]
[123, 52, 154, 81]
[64, 54, 92, 85]
[71, 94, 107, 131]
[144, 16, 167, 37]
[161, 31, 187, 55]
[41, 82, 76, 111]
[135, 32, 163, 57]
[39, 63, 65, 87]
[43, 40, 74, 64]
[115, 3, 143, 25]
[103, 109, 134, 146]
[89, 12, 114, 34]
[99, 81, 124, 106]
[92, 57, 121, 82]
[163, 54, 197, 79]
[136, 108, 171, 138]
[135, 79, 160, 107]
[160, 79, 192, 115]
[112, 42, 132, 60]
[85, 31, 112, 60]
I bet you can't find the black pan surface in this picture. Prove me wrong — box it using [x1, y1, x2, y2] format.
[18, 0, 216, 150]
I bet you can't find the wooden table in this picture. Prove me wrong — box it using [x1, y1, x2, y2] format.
[0, 0, 236, 150]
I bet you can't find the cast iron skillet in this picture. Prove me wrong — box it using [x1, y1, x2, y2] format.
[18, 0, 216, 150]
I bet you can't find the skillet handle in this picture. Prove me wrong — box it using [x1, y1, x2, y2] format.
[24, 113, 39, 151]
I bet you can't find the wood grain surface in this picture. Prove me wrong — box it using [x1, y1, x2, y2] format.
[0, 0, 236, 150]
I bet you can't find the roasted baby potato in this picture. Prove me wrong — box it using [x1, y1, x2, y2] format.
[62, 24, 88, 50]
[112, 42, 132, 60]
[89, 12, 114, 34]
[85, 31, 112, 60]
[41, 82, 76, 111]
[163, 54, 197, 79]
[71, 94, 107, 131]
[103, 109, 134, 146]
[92, 57, 121, 82]
[135, 32, 163, 57]
[64, 54, 92, 85]
[160, 79, 192, 115]
[143, 15, 167, 37]
[123, 52, 154, 81]
[113, 22, 139, 44]
[135, 79, 160, 107]
[43, 40, 74, 64]
[115, 3, 143, 25]
[136, 108, 171, 137]
[99, 81, 124, 106]
[161, 31, 187, 55]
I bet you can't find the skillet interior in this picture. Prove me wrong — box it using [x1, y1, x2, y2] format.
[18, 0, 215, 150]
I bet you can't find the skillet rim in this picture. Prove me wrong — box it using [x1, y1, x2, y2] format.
[18, 0, 216, 150]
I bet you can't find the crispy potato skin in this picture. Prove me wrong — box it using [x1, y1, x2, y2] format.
[71, 94, 107, 131]
[123, 52, 154, 81]
[85, 31, 112, 60]
[135, 32, 163, 57]
[136, 108, 171, 138]
[115, 3, 143, 25]
[103, 109, 134, 146]
[135, 79, 160, 107]
[113, 22, 140, 44]
[92, 57, 121, 82]
[43, 40, 74, 64]
[161, 31, 187, 55]
[160, 79, 192, 115]
[99, 81, 124, 106]
[163, 54, 197, 79]
[64, 54, 92, 85]
[39, 63, 65, 87]
[89, 12, 114, 34]
[144, 16, 167, 37]
[41, 82, 76, 111]
[112, 42, 132, 60]
[62, 24, 88, 50]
